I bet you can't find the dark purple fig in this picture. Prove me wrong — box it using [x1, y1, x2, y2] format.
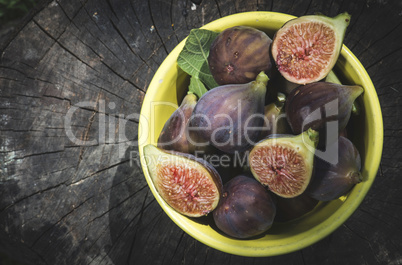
[274, 193, 319, 222]
[269, 72, 300, 95]
[306, 136, 362, 201]
[144, 144, 223, 217]
[260, 92, 292, 139]
[188, 72, 269, 154]
[286, 82, 363, 135]
[208, 26, 273, 85]
[157, 93, 197, 154]
[339, 128, 348, 138]
[271, 13, 351, 85]
[249, 129, 319, 198]
[213, 175, 276, 239]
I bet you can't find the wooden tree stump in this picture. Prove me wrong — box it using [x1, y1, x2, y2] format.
[0, 0, 401, 264]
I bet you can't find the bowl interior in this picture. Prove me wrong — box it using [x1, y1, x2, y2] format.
[138, 11, 383, 257]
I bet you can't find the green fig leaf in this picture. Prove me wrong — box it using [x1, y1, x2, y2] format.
[188, 76, 208, 98]
[177, 29, 219, 90]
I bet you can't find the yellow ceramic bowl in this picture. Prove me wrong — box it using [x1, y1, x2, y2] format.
[138, 12, 383, 257]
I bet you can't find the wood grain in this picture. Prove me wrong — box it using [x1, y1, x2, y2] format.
[1, 0, 401, 264]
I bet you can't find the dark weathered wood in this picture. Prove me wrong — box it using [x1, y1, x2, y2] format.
[0, 0, 401, 264]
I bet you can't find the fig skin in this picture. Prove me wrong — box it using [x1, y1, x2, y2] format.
[306, 136, 362, 201]
[143, 144, 223, 217]
[188, 71, 269, 154]
[271, 13, 351, 85]
[208, 26, 273, 85]
[285, 82, 364, 136]
[158, 93, 197, 154]
[213, 175, 276, 239]
[274, 193, 319, 222]
[249, 128, 319, 198]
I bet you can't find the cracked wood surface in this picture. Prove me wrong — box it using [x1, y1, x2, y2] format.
[0, 0, 401, 264]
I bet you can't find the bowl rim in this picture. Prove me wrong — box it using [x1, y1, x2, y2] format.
[138, 11, 383, 257]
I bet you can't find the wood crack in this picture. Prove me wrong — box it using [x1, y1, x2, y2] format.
[109, 19, 151, 68]
[105, 0, 119, 20]
[69, 159, 130, 188]
[0, 179, 69, 213]
[365, 45, 402, 71]
[355, 21, 402, 58]
[147, 0, 169, 55]
[169, 230, 185, 265]
[100, 60, 146, 93]
[32, 19, 101, 76]
[87, 190, 154, 265]
[30, 193, 95, 248]
[343, 223, 382, 264]
[126, 189, 150, 264]
[169, 0, 180, 44]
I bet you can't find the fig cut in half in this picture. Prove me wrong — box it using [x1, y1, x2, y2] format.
[272, 13, 351, 85]
[143, 144, 223, 217]
[249, 129, 319, 198]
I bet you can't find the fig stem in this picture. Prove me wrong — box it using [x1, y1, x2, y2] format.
[334, 12, 352, 22]
[254, 71, 269, 88]
[352, 102, 359, 115]
[277, 92, 286, 103]
[333, 12, 352, 26]
[306, 128, 319, 146]
[350, 85, 364, 115]
[251, 71, 269, 98]
[276, 92, 286, 108]
[182, 93, 198, 104]
[349, 171, 363, 184]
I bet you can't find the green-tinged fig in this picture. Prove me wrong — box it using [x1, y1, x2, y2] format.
[274, 193, 319, 222]
[208, 26, 273, 85]
[307, 136, 362, 201]
[213, 175, 276, 239]
[158, 93, 197, 153]
[188, 71, 269, 154]
[286, 82, 364, 135]
[143, 144, 223, 217]
[260, 92, 292, 139]
[272, 13, 351, 84]
[249, 129, 319, 198]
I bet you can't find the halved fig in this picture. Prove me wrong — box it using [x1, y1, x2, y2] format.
[272, 13, 351, 84]
[143, 144, 223, 217]
[249, 128, 319, 198]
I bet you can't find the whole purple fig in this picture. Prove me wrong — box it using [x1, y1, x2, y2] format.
[188, 72, 269, 154]
[208, 26, 273, 85]
[274, 193, 318, 222]
[286, 82, 363, 135]
[213, 175, 276, 239]
[158, 93, 197, 153]
[306, 136, 362, 201]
